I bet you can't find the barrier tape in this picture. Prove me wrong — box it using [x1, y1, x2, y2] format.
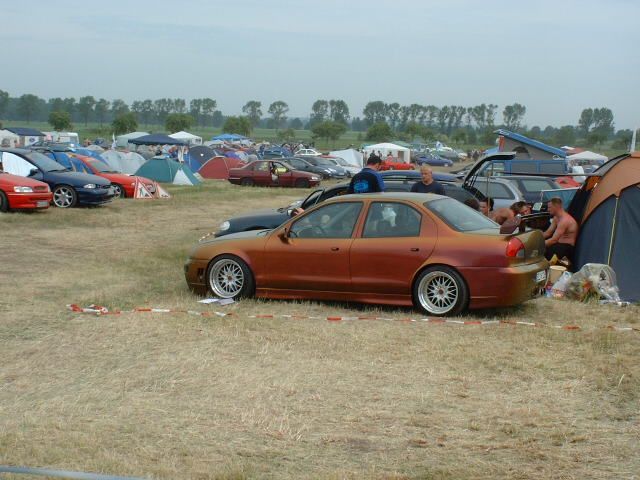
[66, 305, 639, 333]
[0, 465, 144, 479]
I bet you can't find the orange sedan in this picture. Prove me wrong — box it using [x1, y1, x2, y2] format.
[185, 193, 549, 316]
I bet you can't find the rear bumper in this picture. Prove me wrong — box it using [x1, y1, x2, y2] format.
[77, 187, 116, 205]
[460, 260, 549, 309]
[7, 192, 53, 210]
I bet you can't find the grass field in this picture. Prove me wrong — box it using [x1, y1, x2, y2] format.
[1, 181, 639, 479]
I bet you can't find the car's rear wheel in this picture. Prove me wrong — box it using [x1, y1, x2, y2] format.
[52, 185, 77, 208]
[241, 178, 255, 187]
[0, 191, 9, 212]
[207, 255, 255, 299]
[112, 184, 125, 198]
[413, 266, 469, 317]
[295, 178, 310, 188]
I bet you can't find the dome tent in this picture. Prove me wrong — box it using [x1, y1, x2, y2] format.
[135, 156, 200, 185]
[169, 131, 203, 146]
[199, 156, 245, 180]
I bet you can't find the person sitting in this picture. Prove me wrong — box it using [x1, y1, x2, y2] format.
[479, 198, 494, 217]
[410, 165, 445, 195]
[491, 201, 529, 225]
[544, 197, 579, 263]
[347, 157, 385, 194]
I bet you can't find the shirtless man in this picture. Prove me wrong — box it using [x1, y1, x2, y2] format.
[491, 201, 529, 225]
[543, 197, 578, 261]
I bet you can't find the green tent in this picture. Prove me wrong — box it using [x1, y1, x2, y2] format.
[134, 156, 201, 185]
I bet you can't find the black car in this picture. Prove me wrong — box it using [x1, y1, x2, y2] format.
[0, 148, 115, 208]
[215, 177, 477, 237]
[284, 157, 334, 179]
[304, 156, 347, 178]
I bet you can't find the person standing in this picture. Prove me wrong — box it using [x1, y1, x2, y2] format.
[347, 156, 385, 194]
[544, 197, 579, 261]
[410, 165, 445, 195]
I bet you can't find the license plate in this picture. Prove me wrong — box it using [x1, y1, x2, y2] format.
[536, 270, 547, 283]
[36, 201, 49, 207]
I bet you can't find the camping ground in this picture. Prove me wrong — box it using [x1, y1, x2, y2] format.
[1, 181, 639, 479]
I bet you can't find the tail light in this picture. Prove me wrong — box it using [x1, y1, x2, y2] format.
[506, 237, 525, 258]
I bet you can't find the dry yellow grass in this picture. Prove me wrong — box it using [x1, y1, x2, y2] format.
[0, 180, 639, 480]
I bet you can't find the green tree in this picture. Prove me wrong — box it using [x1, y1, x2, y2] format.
[48, 111, 72, 130]
[77, 96, 95, 126]
[578, 108, 594, 135]
[309, 99, 329, 127]
[172, 99, 186, 114]
[211, 110, 224, 128]
[112, 112, 138, 135]
[61, 97, 76, 116]
[362, 101, 386, 127]
[111, 99, 129, 117]
[385, 102, 401, 130]
[289, 118, 303, 129]
[94, 98, 110, 125]
[553, 125, 576, 146]
[329, 99, 350, 125]
[242, 100, 262, 127]
[0, 89, 9, 119]
[140, 99, 154, 126]
[153, 98, 171, 124]
[222, 116, 251, 136]
[268, 101, 289, 130]
[502, 103, 527, 130]
[17, 94, 41, 123]
[452, 129, 467, 144]
[404, 121, 430, 140]
[365, 121, 393, 142]
[165, 113, 194, 133]
[311, 120, 347, 146]
[277, 128, 296, 143]
[189, 99, 203, 125]
[591, 107, 614, 137]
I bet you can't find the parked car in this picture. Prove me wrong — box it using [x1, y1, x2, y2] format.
[463, 177, 526, 210]
[321, 156, 361, 178]
[0, 148, 115, 208]
[228, 160, 321, 188]
[284, 157, 334, 179]
[304, 156, 347, 178]
[380, 170, 458, 183]
[414, 153, 454, 167]
[493, 176, 561, 205]
[215, 177, 477, 238]
[294, 148, 322, 156]
[67, 154, 156, 198]
[0, 170, 52, 212]
[186, 193, 548, 316]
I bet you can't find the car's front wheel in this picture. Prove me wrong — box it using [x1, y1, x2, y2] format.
[52, 185, 77, 208]
[207, 255, 255, 300]
[0, 191, 9, 212]
[295, 178, 310, 188]
[413, 266, 469, 317]
[112, 184, 125, 198]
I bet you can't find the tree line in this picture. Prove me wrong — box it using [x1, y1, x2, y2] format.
[0, 89, 630, 148]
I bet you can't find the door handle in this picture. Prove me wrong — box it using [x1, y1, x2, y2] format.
[410, 248, 420, 252]
[331, 247, 340, 251]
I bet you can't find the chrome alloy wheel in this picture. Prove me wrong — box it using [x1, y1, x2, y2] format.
[53, 186, 75, 208]
[209, 258, 245, 298]
[417, 271, 459, 315]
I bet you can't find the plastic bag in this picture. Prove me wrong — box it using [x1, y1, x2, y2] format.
[565, 264, 620, 303]
[549, 271, 572, 298]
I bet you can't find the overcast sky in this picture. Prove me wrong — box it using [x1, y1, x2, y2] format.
[2, 0, 638, 128]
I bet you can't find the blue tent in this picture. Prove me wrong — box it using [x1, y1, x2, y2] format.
[129, 134, 186, 146]
[211, 133, 247, 141]
[74, 148, 107, 162]
[45, 152, 89, 173]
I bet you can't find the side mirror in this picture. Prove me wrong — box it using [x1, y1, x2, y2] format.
[28, 168, 39, 177]
[278, 227, 290, 242]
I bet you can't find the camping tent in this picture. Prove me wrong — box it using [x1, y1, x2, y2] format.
[99, 150, 147, 174]
[199, 156, 245, 180]
[129, 134, 187, 146]
[567, 150, 608, 164]
[135, 156, 201, 185]
[185, 146, 216, 172]
[212, 133, 247, 142]
[116, 131, 150, 148]
[363, 143, 411, 163]
[4, 127, 45, 146]
[330, 148, 364, 167]
[571, 152, 640, 302]
[169, 131, 203, 146]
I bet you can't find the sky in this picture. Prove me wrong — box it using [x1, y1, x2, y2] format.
[1, 0, 639, 128]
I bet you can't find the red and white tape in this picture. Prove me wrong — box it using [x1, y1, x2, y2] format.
[66, 304, 638, 332]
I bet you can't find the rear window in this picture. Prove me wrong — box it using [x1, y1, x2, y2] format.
[469, 181, 515, 199]
[511, 162, 538, 174]
[427, 198, 498, 232]
[519, 178, 556, 192]
[540, 162, 567, 175]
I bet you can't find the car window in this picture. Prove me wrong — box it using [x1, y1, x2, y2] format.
[254, 162, 269, 172]
[0, 152, 34, 177]
[443, 184, 473, 202]
[363, 202, 422, 238]
[290, 202, 362, 239]
[479, 161, 505, 176]
[427, 198, 498, 232]
[511, 162, 538, 174]
[470, 181, 514, 199]
[300, 189, 324, 209]
[519, 178, 555, 192]
[540, 162, 566, 175]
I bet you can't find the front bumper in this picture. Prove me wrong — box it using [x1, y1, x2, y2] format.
[7, 192, 53, 210]
[184, 258, 209, 294]
[77, 186, 116, 205]
[460, 260, 549, 309]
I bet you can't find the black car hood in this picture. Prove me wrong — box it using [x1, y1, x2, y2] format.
[43, 170, 111, 187]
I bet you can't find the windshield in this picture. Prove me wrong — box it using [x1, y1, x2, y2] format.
[25, 151, 68, 172]
[87, 158, 118, 173]
[309, 158, 334, 167]
[427, 198, 498, 232]
[301, 189, 324, 209]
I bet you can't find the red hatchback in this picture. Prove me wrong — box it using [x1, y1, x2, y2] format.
[0, 171, 52, 212]
[70, 154, 156, 198]
[228, 160, 321, 188]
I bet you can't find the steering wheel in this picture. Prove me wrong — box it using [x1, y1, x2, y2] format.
[311, 225, 327, 237]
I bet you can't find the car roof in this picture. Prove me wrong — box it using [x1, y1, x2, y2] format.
[0, 147, 32, 155]
[328, 192, 443, 202]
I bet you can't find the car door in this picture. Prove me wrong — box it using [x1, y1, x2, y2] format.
[252, 161, 271, 185]
[264, 201, 364, 292]
[273, 161, 294, 187]
[350, 201, 437, 295]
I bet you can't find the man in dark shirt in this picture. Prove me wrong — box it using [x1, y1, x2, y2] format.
[347, 157, 385, 194]
[410, 165, 445, 195]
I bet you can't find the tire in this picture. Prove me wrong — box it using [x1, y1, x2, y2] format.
[295, 178, 310, 188]
[413, 266, 469, 317]
[0, 191, 9, 212]
[206, 255, 255, 300]
[112, 184, 126, 198]
[52, 185, 77, 208]
[241, 178, 255, 187]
